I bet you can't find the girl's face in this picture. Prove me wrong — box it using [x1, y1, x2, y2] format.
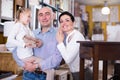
[59, 15, 74, 34]
[20, 11, 31, 25]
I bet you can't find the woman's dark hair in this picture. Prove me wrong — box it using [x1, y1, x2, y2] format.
[59, 11, 75, 22]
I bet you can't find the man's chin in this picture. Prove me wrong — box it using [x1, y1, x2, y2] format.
[42, 25, 50, 27]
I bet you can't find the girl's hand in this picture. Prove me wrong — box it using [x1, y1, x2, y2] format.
[25, 42, 36, 48]
[35, 39, 43, 48]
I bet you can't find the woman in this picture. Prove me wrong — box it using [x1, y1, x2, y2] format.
[56, 11, 85, 80]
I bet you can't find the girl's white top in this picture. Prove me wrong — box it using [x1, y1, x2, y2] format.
[6, 22, 34, 59]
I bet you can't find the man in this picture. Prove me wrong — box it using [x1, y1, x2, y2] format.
[7, 7, 62, 80]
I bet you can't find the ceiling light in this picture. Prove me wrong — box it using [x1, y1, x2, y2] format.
[101, 1, 110, 15]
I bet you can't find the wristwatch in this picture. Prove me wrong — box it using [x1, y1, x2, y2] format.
[35, 64, 41, 73]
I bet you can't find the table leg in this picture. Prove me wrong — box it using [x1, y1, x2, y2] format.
[93, 58, 99, 80]
[103, 60, 108, 80]
[93, 45, 99, 80]
[80, 58, 85, 80]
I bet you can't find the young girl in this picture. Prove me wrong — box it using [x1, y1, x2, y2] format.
[6, 7, 42, 64]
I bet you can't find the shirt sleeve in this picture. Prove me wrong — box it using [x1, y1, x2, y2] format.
[33, 28, 63, 71]
[6, 23, 26, 49]
[57, 32, 85, 64]
[39, 48, 62, 71]
[11, 47, 25, 67]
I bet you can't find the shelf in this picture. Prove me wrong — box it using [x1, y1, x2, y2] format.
[1, 16, 13, 21]
[39, 1, 63, 12]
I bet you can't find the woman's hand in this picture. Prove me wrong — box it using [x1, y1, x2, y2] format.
[56, 28, 64, 43]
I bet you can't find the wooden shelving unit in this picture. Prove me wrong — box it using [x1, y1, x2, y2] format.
[14, 0, 25, 20]
[0, 0, 25, 44]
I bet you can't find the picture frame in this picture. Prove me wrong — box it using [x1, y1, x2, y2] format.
[1, 0, 14, 20]
[30, 5, 42, 30]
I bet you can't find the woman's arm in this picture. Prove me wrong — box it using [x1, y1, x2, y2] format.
[57, 32, 85, 64]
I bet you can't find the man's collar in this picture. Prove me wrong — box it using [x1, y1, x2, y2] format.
[36, 27, 54, 35]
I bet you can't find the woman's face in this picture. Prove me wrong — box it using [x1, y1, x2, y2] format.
[59, 15, 74, 34]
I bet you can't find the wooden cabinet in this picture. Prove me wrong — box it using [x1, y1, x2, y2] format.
[0, 0, 14, 22]
[0, 32, 5, 44]
[15, 0, 24, 6]
[0, 53, 23, 80]
[0, 53, 19, 74]
[14, 0, 25, 20]
[0, 0, 25, 44]
[0, 0, 25, 22]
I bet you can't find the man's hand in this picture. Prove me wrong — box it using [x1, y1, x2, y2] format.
[24, 61, 36, 72]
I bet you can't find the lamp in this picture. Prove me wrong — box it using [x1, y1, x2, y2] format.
[101, 1, 110, 15]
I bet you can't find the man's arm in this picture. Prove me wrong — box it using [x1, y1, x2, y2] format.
[11, 47, 37, 72]
[11, 47, 25, 67]
[6, 42, 25, 67]
[33, 28, 62, 71]
[39, 48, 62, 71]
[6, 39, 37, 72]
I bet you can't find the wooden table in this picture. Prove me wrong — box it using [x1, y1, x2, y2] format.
[77, 41, 120, 80]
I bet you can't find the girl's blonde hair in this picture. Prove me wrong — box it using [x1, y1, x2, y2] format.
[16, 7, 31, 22]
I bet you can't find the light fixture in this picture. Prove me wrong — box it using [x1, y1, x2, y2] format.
[101, 1, 110, 15]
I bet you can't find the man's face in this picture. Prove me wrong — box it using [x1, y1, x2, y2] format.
[38, 7, 53, 28]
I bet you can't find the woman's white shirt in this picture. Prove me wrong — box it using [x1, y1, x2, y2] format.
[57, 30, 85, 72]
